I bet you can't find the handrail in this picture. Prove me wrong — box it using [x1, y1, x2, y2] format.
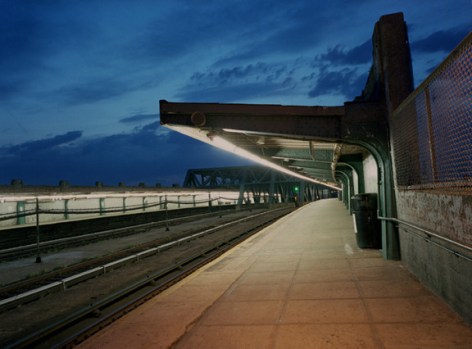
[378, 215, 472, 261]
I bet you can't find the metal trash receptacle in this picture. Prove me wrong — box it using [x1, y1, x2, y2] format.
[351, 193, 381, 249]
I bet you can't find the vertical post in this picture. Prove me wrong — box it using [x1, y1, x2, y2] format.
[142, 196, 146, 211]
[208, 192, 212, 212]
[424, 86, 438, 183]
[122, 197, 126, 213]
[237, 169, 247, 210]
[269, 170, 275, 207]
[99, 198, 105, 215]
[192, 195, 196, 207]
[64, 199, 69, 220]
[165, 195, 169, 231]
[177, 195, 181, 209]
[218, 196, 222, 218]
[16, 201, 26, 225]
[35, 198, 41, 263]
[299, 181, 305, 205]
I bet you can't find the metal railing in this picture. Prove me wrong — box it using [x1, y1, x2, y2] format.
[378, 215, 472, 262]
[391, 32, 472, 191]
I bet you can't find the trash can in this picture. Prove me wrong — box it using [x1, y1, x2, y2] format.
[351, 193, 381, 249]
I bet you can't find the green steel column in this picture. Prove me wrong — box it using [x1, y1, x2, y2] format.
[99, 198, 105, 215]
[299, 181, 305, 204]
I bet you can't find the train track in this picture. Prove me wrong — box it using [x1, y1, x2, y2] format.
[0, 206, 294, 348]
[0, 207, 238, 261]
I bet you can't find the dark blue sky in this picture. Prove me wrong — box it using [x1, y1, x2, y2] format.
[1, 0, 470, 186]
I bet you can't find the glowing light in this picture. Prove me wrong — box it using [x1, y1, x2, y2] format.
[163, 124, 340, 190]
[211, 136, 340, 190]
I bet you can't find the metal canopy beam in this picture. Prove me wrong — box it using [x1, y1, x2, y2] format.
[161, 101, 344, 141]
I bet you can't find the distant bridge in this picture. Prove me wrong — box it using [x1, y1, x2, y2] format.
[183, 166, 338, 205]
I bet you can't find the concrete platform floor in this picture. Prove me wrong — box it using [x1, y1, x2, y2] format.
[78, 199, 472, 349]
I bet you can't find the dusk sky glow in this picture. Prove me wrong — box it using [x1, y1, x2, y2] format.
[1, 0, 471, 186]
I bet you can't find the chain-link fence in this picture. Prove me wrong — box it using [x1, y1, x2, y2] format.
[392, 32, 472, 191]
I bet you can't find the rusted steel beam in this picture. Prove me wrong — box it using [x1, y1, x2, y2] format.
[160, 100, 345, 141]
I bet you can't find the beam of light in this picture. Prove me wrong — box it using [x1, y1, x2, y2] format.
[211, 136, 340, 190]
[163, 124, 340, 190]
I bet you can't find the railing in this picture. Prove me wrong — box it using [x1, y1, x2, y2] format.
[378, 215, 472, 262]
[391, 32, 472, 191]
[0, 191, 260, 228]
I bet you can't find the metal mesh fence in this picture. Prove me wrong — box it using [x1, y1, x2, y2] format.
[392, 32, 472, 191]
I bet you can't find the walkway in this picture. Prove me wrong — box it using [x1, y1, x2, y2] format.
[78, 199, 472, 348]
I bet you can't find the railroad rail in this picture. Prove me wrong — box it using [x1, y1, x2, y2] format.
[0, 206, 294, 348]
[0, 204, 240, 253]
[0, 205, 242, 261]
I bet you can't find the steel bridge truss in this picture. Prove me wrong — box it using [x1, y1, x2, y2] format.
[183, 166, 337, 205]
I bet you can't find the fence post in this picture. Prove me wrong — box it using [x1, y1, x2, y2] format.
[16, 201, 26, 225]
[99, 198, 105, 215]
[35, 197, 42, 263]
[64, 199, 69, 220]
[165, 196, 170, 231]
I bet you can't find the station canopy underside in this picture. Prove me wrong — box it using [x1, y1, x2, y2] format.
[160, 101, 370, 190]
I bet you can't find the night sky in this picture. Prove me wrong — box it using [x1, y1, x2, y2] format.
[1, 0, 470, 187]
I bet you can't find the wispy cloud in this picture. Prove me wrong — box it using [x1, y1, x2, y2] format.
[306, 66, 368, 100]
[177, 62, 297, 102]
[0, 123, 249, 186]
[120, 114, 159, 123]
[412, 25, 471, 53]
[316, 40, 372, 66]
[5, 131, 82, 156]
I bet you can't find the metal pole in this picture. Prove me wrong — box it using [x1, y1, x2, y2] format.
[165, 196, 169, 231]
[35, 197, 42, 263]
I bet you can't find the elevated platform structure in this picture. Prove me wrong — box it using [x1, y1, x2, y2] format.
[160, 13, 415, 260]
[161, 13, 472, 322]
[79, 200, 472, 348]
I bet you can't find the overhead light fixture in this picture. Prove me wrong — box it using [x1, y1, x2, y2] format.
[211, 136, 340, 190]
[163, 124, 340, 190]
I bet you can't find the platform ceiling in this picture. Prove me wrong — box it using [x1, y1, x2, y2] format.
[160, 101, 369, 190]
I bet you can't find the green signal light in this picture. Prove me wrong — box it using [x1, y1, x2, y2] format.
[294, 186, 299, 193]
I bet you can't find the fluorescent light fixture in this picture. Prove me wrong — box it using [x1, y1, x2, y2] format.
[164, 124, 340, 190]
[211, 136, 340, 190]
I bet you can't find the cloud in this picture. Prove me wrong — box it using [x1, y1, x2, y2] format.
[5, 131, 83, 156]
[316, 40, 372, 65]
[212, 0, 370, 66]
[177, 81, 295, 103]
[307, 66, 368, 100]
[56, 77, 138, 106]
[120, 114, 159, 123]
[412, 26, 471, 53]
[0, 1, 98, 102]
[189, 62, 289, 87]
[0, 123, 250, 186]
[177, 62, 297, 102]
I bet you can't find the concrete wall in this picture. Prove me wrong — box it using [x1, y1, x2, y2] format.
[396, 190, 472, 323]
